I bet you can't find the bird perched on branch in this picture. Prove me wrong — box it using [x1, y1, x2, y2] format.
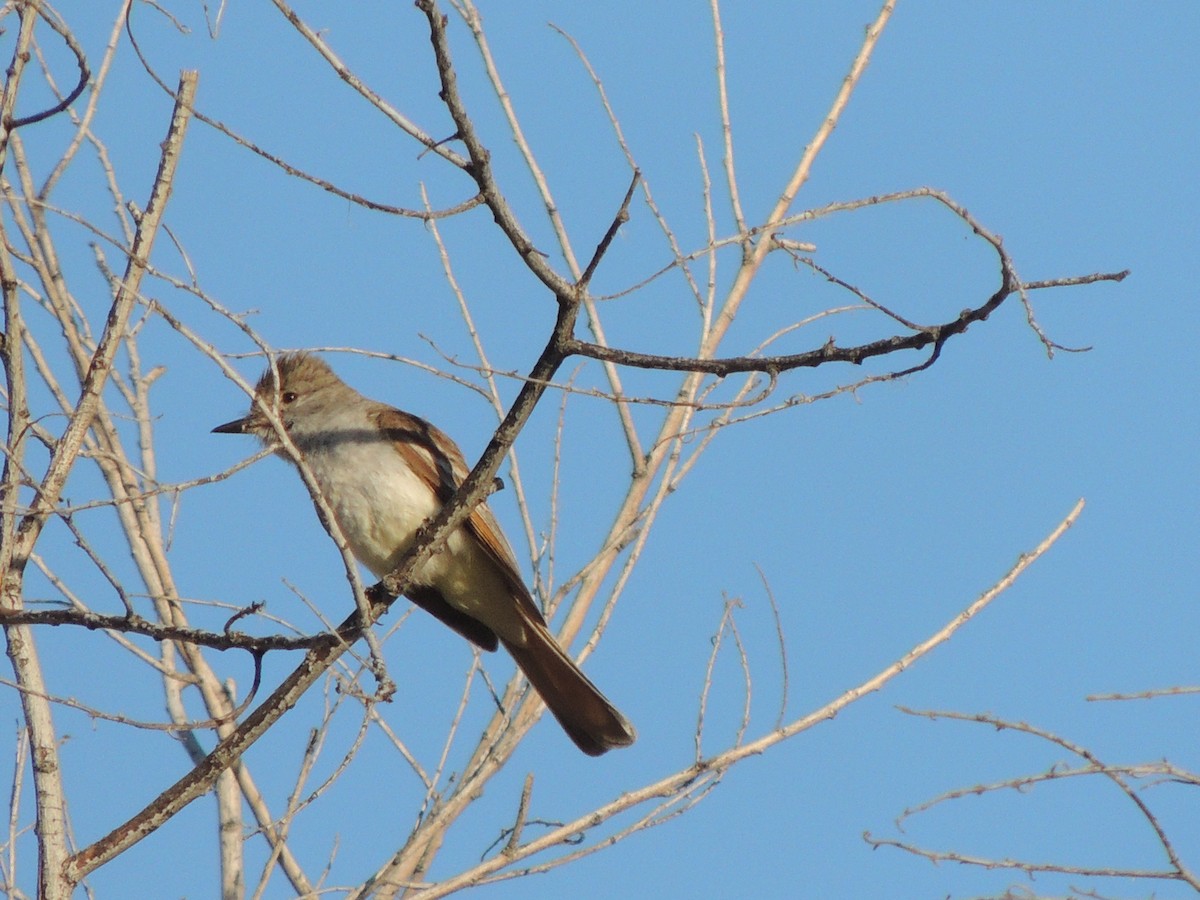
[214, 352, 635, 756]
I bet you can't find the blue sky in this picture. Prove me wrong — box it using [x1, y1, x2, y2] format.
[7, 2, 1199, 898]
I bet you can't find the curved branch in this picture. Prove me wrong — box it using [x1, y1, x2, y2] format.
[868, 708, 1200, 891]
[564, 266, 1128, 377]
[8, 4, 91, 130]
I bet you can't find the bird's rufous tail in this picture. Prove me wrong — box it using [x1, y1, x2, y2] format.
[502, 620, 636, 756]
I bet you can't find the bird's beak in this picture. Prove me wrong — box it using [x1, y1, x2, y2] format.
[212, 416, 251, 435]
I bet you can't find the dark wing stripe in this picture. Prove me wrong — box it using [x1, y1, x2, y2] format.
[372, 407, 547, 628]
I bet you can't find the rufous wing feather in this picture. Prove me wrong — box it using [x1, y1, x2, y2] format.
[374, 406, 635, 754]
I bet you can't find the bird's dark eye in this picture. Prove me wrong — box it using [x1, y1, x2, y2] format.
[281, 391, 298, 404]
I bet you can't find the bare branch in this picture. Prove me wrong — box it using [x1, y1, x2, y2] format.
[0, 4, 1135, 895]
[373, 500, 1088, 898]
[578, 169, 640, 290]
[127, 2, 479, 219]
[710, 0, 746, 234]
[870, 708, 1200, 891]
[8, 4, 90, 130]
[11, 71, 197, 566]
[417, 0, 573, 296]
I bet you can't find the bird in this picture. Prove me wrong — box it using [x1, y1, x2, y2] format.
[213, 352, 636, 755]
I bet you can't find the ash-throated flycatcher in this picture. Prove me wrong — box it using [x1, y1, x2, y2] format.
[213, 352, 635, 755]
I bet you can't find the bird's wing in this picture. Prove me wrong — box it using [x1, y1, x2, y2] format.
[372, 406, 545, 622]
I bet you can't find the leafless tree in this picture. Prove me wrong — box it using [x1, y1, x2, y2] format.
[0, 2, 1135, 898]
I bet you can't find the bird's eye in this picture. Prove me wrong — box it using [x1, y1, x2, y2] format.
[281, 391, 298, 404]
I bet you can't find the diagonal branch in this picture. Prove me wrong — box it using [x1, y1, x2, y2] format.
[577, 169, 640, 290]
[402, 500, 1087, 898]
[9, 71, 198, 570]
[65, 282, 584, 888]
[417, 0, 573, 298]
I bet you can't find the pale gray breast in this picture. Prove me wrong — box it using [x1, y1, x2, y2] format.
[295, 422, 441, 578]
